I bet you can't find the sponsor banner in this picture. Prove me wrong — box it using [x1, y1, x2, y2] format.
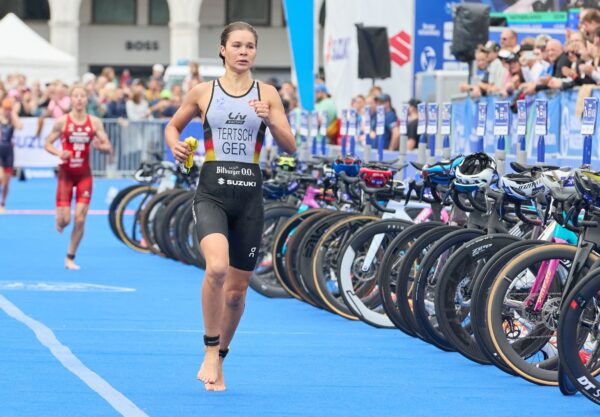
[494, 102, 510, 136]
[517, 100, 527, 136]
[324, 0, 414, 114]
[440, 103, 451, 136]
[528, 94, 559, 158]
[452, 89, 600, 161]
[426, 103, 438, 135]
[14, 118, 60, 168]
[417, 103, 426, 135]
[399, 104, 408, 136]
[581, 97, 598, 136]
[560, 89, 600, 159]
[534, 99, 548, 136]
[490, 11, 567, 29]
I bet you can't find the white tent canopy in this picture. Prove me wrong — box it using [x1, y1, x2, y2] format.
[0, 13, 77, 84]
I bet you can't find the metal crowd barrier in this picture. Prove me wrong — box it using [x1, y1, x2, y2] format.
[92, 119, 166, 177]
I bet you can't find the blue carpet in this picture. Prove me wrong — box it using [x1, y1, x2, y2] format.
[0, 178, 598, 416]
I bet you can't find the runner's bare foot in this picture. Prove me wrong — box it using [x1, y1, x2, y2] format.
[205, 359, 226, 391]
[65, 257, 80, 270]
[56, 222, 66, 233]
[0, 205, 5, 214]
[197, 346, 220, 386]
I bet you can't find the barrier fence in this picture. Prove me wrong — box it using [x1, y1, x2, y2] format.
[13, 88, 598, 179]
[450, 87, 600, 165]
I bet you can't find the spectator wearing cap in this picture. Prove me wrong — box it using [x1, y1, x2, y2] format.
[82, 73, 105, 117]
[523, 39, 571, 94]
[315, 83, 338, 143]
[480, 41, 508, 94]
[374, 93, 399, 151]
[151, 64, 165, 82]
[406, 98, 419, 151]
[520, 45, 547, 83]
[500, 28, 519, 51]
[498, 51, 525, 97]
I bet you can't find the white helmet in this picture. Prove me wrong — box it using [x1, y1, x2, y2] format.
[539, 167, 576, 201]
[454, 153, 498, 192]
[499, 173, 545, 201]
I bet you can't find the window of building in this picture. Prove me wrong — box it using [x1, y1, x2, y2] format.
[0, 0, 50, 20]
[227, 0, 270, 26]
[93, 0, 136, 25]
[149, 0, 169, 25]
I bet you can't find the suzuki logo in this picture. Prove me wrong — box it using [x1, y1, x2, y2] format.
[217, 177, 225, 185]
[389, 31, 412, 67]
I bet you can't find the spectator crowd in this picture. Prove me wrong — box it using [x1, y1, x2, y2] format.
[3, 8, 600, 154]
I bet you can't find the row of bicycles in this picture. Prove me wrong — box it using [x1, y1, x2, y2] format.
[108, 150, 600, 406]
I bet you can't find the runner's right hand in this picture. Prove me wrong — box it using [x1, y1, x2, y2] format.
[59, 150, 72, 161]
[171, 141, 192, 163]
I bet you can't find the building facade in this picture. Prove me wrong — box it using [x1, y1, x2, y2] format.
[3, 0, 297, 80]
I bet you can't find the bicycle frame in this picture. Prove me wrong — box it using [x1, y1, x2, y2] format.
[523, 220, 595, 312]
[360, 200, 448, 273]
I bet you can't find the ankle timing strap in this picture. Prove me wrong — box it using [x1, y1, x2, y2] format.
[203, 335, 220, 347]
[66, 253, 75, 260]
[219, 348, 229, 359]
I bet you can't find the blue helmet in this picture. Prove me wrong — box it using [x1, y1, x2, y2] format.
[422, 155, 465, 186]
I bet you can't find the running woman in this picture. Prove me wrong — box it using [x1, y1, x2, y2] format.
[44, 85, 112, 270]
[165, 22, 296, 391]
[0, 98, 23, 213]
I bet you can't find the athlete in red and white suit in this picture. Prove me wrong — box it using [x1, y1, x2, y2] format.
[44, 85, 112, 270]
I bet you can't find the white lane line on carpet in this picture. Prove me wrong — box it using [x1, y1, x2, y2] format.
[0, 294, 149, 417]
[4, 209, 135, 215]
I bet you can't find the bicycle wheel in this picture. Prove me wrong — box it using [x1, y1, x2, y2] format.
[435, 233, 521, 364]
[154, 189, 189, 260]
[109, 184, 142, 241]
[412, 228, 486, 352]
[308, 215, 379, 319]
[156, 190, 194, 263]
[337, 218, 413, 327]
[114, 185, 158, 252]
[272, 208, 329, 300]
[486, 244, 598, 385]
[284, 210, 338, 306]
[395, 225, 461, 342]
[140, 189, 184, 257]
[175, 202, 206, 268]
[470, 240, 548, 376]
[293, 211, 354, 309]
[379, 222, 446, 336]
[558, 268, 600, 405]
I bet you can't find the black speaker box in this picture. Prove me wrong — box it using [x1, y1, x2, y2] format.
[451, 4, 490, 62]
[356, 25, 391, 79]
